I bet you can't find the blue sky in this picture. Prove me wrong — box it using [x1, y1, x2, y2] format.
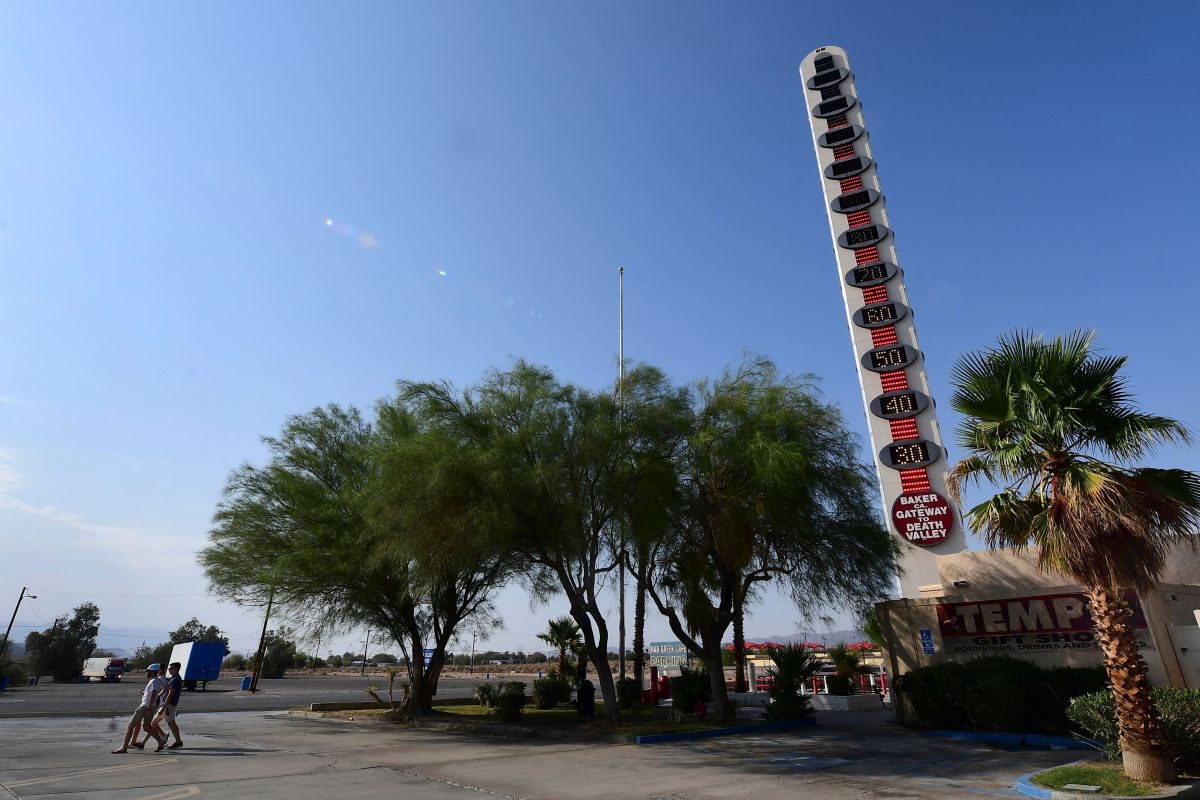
[3, 2, 1198, 657]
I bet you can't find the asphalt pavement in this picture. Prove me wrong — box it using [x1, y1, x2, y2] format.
[0, 673, 487, 717]
[0, 709, 1081, 800]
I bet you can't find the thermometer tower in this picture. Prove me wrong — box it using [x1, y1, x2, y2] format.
[800, 46, 964, 597]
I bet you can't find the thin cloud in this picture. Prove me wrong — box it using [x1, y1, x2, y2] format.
[0, 394, 22, 406]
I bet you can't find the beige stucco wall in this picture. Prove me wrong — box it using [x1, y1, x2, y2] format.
[878, 544, 1200, 690]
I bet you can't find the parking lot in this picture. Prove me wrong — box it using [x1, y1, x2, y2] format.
[0, 706, 1080, 800]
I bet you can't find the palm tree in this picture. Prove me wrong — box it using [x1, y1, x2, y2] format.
[824, 643, 869, 695]
[947, 330, 1200, 783]
[537, 616, 583, 678]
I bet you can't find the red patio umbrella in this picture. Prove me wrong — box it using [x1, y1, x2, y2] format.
[797, 642, 826, 650]
[846, 642, 878, 651]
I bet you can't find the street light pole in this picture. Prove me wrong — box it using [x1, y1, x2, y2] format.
[2, 587, 36, 655]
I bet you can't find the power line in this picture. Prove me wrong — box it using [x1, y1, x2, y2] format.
[29, 590, 210, 599]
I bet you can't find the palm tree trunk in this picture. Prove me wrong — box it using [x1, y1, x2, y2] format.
[733, 588, 747, 693]
[1086, 586, 1175, 783]
[632, 551, 647, 691]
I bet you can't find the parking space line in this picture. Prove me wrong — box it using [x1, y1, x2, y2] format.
[136, 785, 201, 800]
[8, 758, 178, 788]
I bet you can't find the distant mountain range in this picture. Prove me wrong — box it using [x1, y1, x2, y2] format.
[751, 629, 869, 646]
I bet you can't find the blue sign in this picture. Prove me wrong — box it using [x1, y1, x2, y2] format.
[422, 648, 435, 667]
[647, 641, 688, 667]
[919, 629, 935, 655]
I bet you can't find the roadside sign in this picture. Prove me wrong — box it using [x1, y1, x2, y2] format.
[422, 648, 434, 667]
[919, 629, 935, 655]
[647, 641, 688, 667]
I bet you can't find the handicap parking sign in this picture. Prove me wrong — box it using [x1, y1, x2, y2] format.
[919, 629, 935, 655]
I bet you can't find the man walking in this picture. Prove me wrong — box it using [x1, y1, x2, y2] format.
[112, 664, 166, 754]
[148, 661, 185, 750]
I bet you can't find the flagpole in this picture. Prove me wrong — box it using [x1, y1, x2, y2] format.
[618, 265, 626, 682]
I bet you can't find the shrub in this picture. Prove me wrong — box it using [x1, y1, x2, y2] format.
[669, 668, 712, 717]
[495, 682, 527, 722]
[616, 677, 641, 711]
[1067, 688, 1200, 770]
[764, 645, 820, 720]
[223, 654, 246, 671]
[896, 657, 1107, 733]
[473, 682, 498, 708]
[532, 677, 571, 709]
[2, 660, 28, 687]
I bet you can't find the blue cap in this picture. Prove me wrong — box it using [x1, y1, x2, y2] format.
[148, 663, 161, 671]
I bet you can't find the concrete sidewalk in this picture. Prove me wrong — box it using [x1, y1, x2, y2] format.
[0, 710, 1080, 799]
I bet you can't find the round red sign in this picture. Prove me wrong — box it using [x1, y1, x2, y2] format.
[891, 491, 953, 547]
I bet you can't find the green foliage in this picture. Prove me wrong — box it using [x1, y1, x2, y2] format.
[616, 677, 641, 711]
[494, 682, 527, 722]
[1068, 688, 1200, 769]
[896, 657, 1107, 733]
[861, 607, 884, 648]
[2, 660, 28, 686]
[255, 628, 299, 679]
[642, 356, 897, 722]
[24, 603, 101, 681]
[825, 643, 867, 695]
[764, 645, 820, 720]
[532, 677, 572, 709]
[223, 654, 246, 671]
[669, 667, 712, 716]
[537, 616, 583, 678]
[473, 682, 498, 708]
[947, 329, 1200, 595]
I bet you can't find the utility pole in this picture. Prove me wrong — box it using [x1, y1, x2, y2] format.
[618, 264, 626, 682]
[360, 630, 371, 676]
[2, 587, 36, 655]
[470, 630, 476, 675]
[248, 589, 274, 693]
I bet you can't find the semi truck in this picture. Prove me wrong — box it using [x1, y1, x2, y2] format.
[81, 657, 127, 682]
[167, 641, 224, 691]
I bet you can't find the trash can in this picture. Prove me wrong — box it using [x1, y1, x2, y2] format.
[0, 675, 9, 691]
[240, 676, 253, 691]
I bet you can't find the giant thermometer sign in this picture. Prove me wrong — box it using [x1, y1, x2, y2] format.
[800, 46, 964, 596]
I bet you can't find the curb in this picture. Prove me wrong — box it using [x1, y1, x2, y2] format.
[921, 729, 1101, 751]
[1014, 760, 1200, 800]
[634, 716, 816, 744]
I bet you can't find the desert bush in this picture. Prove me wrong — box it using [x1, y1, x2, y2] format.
[495, 682, 527, 722]
[473, 682, 498, 708]
[616, 677, 641, 711]
[1067, 688, 1200, 770]
[532, 677, 571, 709]
[896, 657, 1107, 733]
[764, 645, 820, 721]
[669, 667, 712, 717]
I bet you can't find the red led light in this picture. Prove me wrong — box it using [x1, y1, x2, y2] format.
[854, 246, 880, 264]
[880, 370, 909, 392]
[846, 210, 871, 227]
[899, 468, 932, 493]
[861, 285, 888, 305]
[871, 326, 899, 347]
[889, 419, 919, 440]
[826, 113, 848, 129]
[839, 176, 864, 192]
[833, 144, 856, 160]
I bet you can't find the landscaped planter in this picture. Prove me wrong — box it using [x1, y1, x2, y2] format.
[810, 693, 883, 712]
